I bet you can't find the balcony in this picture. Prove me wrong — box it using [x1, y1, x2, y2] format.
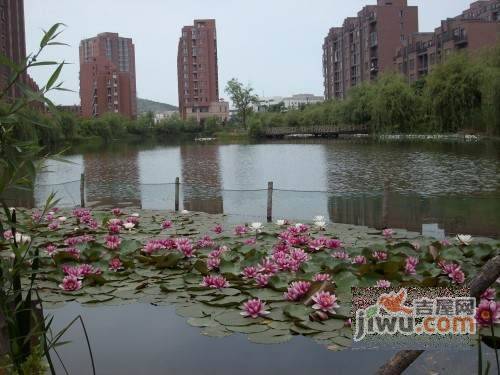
[454, 33, 468, 45]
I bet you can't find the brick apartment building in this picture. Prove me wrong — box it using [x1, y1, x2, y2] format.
[79, 33, 137, 119]
[0, 0, 39, 98]
[177, 19, 229, 123]
[395, 0, 500, 83]
[323, 0, 418, 100]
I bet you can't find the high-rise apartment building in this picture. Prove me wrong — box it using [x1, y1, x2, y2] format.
[0, 0, 39, 98]
[395, 1, 500, 83]
[323, 0, 418, 100]
[177, 19, 228, 123]
[79, 32, 137, 119]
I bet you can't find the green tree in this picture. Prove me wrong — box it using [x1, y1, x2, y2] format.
[225, 78, 258, 129]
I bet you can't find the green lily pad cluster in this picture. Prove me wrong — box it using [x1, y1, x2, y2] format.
[2, 208, 499, 350]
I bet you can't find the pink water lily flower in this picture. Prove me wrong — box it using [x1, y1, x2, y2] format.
[382, 228, 394, 239]
[332, 250, 350, 260]
[240, 298, 270, 318]
[241, 266, 258, 279]
[105, 235, 121, 250]
[197, 235, 215, 248]
[326, 239, 342, 249]
[212, 224, 223, 234]
[475, 299, 500, 326]
[372, 251, 388, 262]
[481, 288, 496, 301]
[111, 208, 122, 216]
[312, 291, 339, 314]
[59, 275, 82, 291]
[376, 280, 391, 288]
[352, 255, 367, 265]
[176, 237, 195, 258]
[258, 258, 279, 275]
[206, 256, 220, 271]
[48, 221, 59, 231]
[244, 238, 256, 245]
[449, 267, 465, 284]
[234, 225, 248, 236]
[161, 220, 173, 230]
[108, 223, 121, 234]
[284, 281, 311, 301]
[312, 273, 331, 282]
[405, 256, 419, 275]
[255, 273, 271, 287]
[45, 244, 58, 257]
[65, 247, 81, 260]
[109, 258, 124, 272]
[201, 275, 229, 289]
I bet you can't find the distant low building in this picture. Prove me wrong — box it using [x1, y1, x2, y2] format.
[57, 105, 82, 116]
[282, 94, 324, 109]
[253, 94, 323, 112]
[185, 99, 229, 123]
[252, 96, 284, 112]
[154, 110, 179, 123]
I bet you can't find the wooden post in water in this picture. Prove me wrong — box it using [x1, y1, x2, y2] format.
[80, 173, 85, 208]
[267, 181, 273, 223]
[175, 177, 180, 212]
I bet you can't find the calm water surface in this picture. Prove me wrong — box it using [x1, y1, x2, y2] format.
[30, 138, 500, 237]
[25, 138, 499, 373]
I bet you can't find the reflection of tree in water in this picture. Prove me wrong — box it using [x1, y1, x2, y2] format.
[180, 145, 223, 214]
[83, 151, 141, 207]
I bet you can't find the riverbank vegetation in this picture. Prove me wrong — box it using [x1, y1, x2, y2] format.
[248, 46, 500, 137]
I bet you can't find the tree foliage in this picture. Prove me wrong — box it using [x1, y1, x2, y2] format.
[247, 45, 500, 136]
[225, 78, 258, 129]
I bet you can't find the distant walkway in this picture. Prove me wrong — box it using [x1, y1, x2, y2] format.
[263, 124, 369, 138]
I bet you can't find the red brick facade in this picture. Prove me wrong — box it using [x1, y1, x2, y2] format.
[0, 0, 27, 97]
[177, 19, 222, 121]
[395, 0, 500, 83]
[323, 0, 500, 100]
[323, 0, 418, 99]
[79, 33, 137, 119]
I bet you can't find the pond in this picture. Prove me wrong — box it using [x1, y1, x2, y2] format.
[30, 138, 500, 237]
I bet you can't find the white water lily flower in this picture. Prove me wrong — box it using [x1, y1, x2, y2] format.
[313, 216, 325, 222]
[250, 222, 263, 233]
[131, 213, 140, 218]
[181, 210, 189, 214]
[123, 222, 135, 230]
[456, 234, 472, 246]
[314, 221, 326, 229]
[58, 216, 67, 222]
[15, 233, 31, 244]
[276, 219, 286, 226]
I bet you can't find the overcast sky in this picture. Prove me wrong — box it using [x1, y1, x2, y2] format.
[25, 0, 472, 106]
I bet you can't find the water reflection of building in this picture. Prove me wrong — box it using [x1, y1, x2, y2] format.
[327, 193, 500, 238]
[83, 150, 141, 207]
[180, 144, 223, 214]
